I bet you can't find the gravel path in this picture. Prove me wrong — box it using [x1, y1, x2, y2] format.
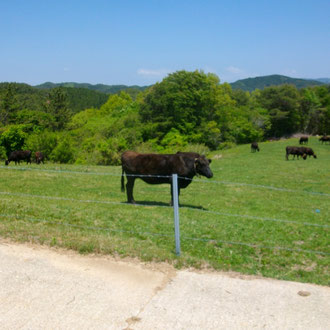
[0, 240, 329, 329]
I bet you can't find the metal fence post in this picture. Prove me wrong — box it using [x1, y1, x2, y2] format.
[172, 174, 181, 256]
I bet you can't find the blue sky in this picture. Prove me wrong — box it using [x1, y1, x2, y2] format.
[1, 0, 329, 85]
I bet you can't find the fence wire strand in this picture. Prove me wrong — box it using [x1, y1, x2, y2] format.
[0, 213, 328, 256]
[1, 166, 329, 258]
[178, 176, 330, 197]
[1, 190, 327, 228]
[1, 165, 329, 197]
[180, 207, 330, 228]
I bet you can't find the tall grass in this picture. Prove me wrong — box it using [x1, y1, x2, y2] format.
[0, 137, 329, 285]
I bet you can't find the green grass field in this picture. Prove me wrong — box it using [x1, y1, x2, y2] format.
[0, 137, 329, 285]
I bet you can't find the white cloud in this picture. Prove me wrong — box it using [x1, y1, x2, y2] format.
[137, 68, 170, 76]
[226, 66, 243, 74]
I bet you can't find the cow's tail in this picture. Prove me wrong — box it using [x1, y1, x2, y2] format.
[121, 169, 125, 192]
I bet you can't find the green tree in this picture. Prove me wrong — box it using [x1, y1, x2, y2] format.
[0, 84, 19, 125]
[50, 137, 75, 163]
[15, 110, 55, 131]
[45, 87, 70, 130]
[139, 70, 221, 140]
[199, 121, 221, 149]
[25, 130, 58, 159]
[256, 85, 301, 137]
[0, 125, 27, 156]
[100, 91, 132, 115]
[312, 85, 330, 134]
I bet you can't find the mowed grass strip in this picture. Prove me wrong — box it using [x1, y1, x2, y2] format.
[0, 137, 329, 285]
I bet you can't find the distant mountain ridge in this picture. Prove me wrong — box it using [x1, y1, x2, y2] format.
[33, 75, 330, 95]
[315, 78, 330, 84]
[35, 82, 149, 94]
[229, 74, 326, 92]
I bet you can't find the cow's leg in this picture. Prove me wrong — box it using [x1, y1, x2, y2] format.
[126, 176, 136, 203]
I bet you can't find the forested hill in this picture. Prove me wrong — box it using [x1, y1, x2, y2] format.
[316, 78, 330, 84]
[230, 75, 324, 92]
[0, 83, 108, 114]
[35, 82, 149, 94]
[34, 75, 328, 94]
[1, 70, 329, 166]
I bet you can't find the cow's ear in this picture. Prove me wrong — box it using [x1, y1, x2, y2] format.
[208, 158, 212, 164]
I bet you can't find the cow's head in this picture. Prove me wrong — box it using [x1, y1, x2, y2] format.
[5, 160, 9, 166]
[194, 157, 213, 178]
[313, 154, 317, 159]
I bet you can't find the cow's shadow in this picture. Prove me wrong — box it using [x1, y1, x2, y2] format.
[124, 200, 207, 210]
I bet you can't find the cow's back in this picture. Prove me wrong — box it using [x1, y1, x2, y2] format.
[121, 151, 174, 175]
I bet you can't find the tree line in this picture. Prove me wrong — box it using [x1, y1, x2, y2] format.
[0, 70, 329, 164]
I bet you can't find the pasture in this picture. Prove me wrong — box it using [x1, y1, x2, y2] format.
[0, 137, 329, 285]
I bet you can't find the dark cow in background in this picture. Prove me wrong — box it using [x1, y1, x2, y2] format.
[251, 142, 260, 152]
[299, 147, 317, 159]
[5, 150, 32, 165]
[299, 136, 308, 145]
[319, 136, 330, 144]
[121, 151, 213, 205]
[35, 151, 45, 164]
[285, 146, 307, 160]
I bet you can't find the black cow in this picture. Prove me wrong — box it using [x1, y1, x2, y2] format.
[319, 136, 330, 144]
[299, 136, 308, 145]
[5, 150, 32, 165]
[251, 142, 260, 152]
[35, 151, 45, 164]
[121, 151, 213, 204]
[299, 147, 317, 159]
[285, 146, 307, 160]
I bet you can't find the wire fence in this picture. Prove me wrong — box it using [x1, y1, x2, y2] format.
[1, 165, 329, 197]
[0, 213, 328, 256]
[0, 166, 329, 258]
[0, 190, 328, 229]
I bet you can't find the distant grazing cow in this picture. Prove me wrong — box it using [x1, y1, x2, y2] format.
[299, 136, 308, 145]
[285, 146, 307, 160]
[121, 151, 213, 205]
[35, 151, 45, 164]
[299, 147, 317, 159]
[251, 142, 260, 152]
[319, 136, 330, 144]
[5, 150, 32, 165]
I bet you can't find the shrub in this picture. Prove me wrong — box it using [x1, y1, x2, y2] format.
[50, 138, 75, 163]
[0, 125, 27, 156]
[25, 131, 58, 159]
[0, 146, 7, 160]
[218, 141, 236, 150]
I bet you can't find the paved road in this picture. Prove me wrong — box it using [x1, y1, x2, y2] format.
[0, 241, 329, 329]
